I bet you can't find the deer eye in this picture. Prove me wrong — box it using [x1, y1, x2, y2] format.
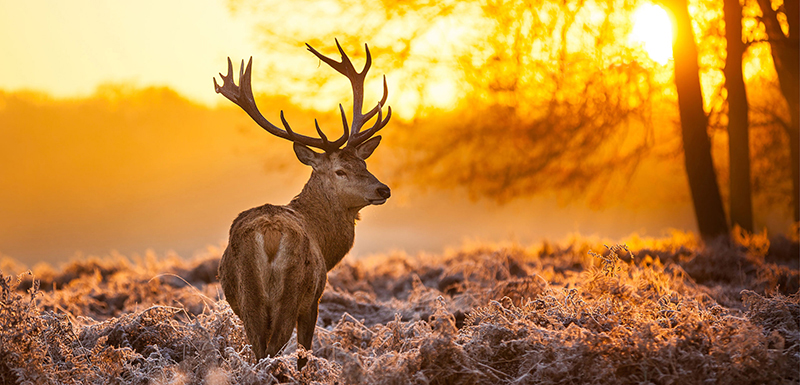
[335, 170, 347, 177]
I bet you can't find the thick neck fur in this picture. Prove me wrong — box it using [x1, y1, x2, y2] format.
[288, 172, 361, 271]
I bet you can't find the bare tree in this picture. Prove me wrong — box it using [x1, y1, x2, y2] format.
[756, 0, 799, 222]
[663, 0, 729, 238]
[405, 0, 657, 203]
[725, 0, 754, 231]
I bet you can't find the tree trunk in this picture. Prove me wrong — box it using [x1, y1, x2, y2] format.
[666, 0, 730, 239]
[724, 0, 753, 231]
[758, 0, 799, 222]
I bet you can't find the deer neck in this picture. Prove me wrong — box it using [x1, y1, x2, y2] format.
[288, 177, 359, 271]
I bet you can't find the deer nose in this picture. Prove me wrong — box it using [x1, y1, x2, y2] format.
[376, 186, 391, 199]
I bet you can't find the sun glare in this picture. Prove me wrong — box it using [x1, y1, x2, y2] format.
[630, 3, 674, 65]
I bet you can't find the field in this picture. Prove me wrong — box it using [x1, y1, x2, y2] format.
[1, 231, 798, 384]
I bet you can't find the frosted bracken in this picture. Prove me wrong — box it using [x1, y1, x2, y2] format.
[1, 232, 798, 384]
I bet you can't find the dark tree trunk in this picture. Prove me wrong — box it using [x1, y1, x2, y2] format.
[758, 0, 799, 222]
[666, 0, 730, 239]
[724, 0, 753, 231]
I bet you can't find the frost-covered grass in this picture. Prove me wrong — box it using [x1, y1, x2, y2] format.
[1, 231, 798, 384]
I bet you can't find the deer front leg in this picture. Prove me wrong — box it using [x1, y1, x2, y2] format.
[296, 305, 319, 370]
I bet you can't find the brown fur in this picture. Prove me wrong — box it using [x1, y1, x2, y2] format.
[218, 146, 389, 368]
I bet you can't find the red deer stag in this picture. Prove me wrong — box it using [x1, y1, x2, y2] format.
[213, 40, 391, 369]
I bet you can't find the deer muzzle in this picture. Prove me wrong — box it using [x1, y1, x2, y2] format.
[370, 184, 391, 205]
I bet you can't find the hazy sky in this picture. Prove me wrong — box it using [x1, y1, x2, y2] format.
[0, 0, 259, 106]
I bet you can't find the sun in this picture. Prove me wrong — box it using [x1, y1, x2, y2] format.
[630, 3, 674, 65]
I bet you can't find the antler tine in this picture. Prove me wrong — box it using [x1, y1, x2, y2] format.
[214, 57, 346, 152]
[347, 42, 370, 137]
[306, 39, 360, 77]
[361, 75, 389, 123]
[360, 42, 372, 77]
[334, 104, 350, 149]
[314, 120, 328, 142]
[279, 110, 296, 136]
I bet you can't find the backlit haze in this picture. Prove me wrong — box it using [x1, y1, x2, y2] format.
[1, 0, 789, 267]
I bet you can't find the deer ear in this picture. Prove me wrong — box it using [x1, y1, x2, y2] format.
[355, 136, 382, 160]
[294, 143, 321, 166]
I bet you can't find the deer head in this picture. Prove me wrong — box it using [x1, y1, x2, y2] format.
[213, 40, 392, 209]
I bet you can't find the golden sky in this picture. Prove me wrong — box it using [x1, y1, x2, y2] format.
[0, 1, 679, 109]
[0, 0, 259, 106]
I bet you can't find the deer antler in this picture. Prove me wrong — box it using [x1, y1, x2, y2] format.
[214, 57, 347, 152]
[214, 40, 391, 152]
[306, 39, 392, 149]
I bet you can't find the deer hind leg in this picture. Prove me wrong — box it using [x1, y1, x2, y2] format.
[227, 237, 276, 361]
[235, 261, 272, 360]
[243, 306, 271, 360]
[264, 295, 299, 358]
[263, 244, 303, 357]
